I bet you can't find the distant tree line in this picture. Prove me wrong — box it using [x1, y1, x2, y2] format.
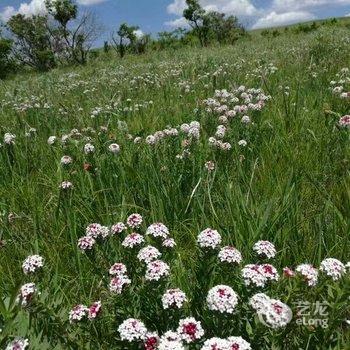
[260, 18, 340, 38]
[0, 0, 245, 77]
[1, 0, 347, 79]
[0, 0, 101, 77]
[108, 0, 245, 59]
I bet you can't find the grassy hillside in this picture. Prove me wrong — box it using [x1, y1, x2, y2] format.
[250, 16, 350, 35]
[0, 23, 349, 349]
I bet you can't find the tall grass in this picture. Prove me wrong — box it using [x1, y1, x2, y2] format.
[0, 27, 349, 349]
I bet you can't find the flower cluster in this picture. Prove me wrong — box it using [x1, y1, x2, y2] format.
[109, 275, 131, 294]
[146, 223, 169, 239]
[253, 240, 276, 259]
[218, 246, 242, 264]
[108, 261, 131, 294]
[122, 232, 145, 248]
[339, 115, 350, 128]
[295, 264, 319, 286]
[6, 338, 29, 350]
[242, 264, 279, 287]
[144, 332, 159, 350]
[197, 228, 222, 249]
[111, 222, 126, 234]
[206, 285, 239, 314]
[158, 331, 184, 350]
[145, 260, 170, 281]
[203, 86, 270, 151]
[17, 283, 38, 307]
[177, 317, 204, 343]
[4, 132, 16, 145]
[118, 318, 148, 342]
[109, 262, 127, 276]
[70, 214, 347, 348]
[127, 213, 143, 228]
[201, 336, 251, 350]
[250, 293, 293, 329]
[69, 301, 101, 323]
[22, 255, 44, 274]
[86, 223, 110, 239]
[319, 258, 346, 281]
[162, 288, 187, 309]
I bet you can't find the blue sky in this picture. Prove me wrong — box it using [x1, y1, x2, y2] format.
[1, 0, 350, 45]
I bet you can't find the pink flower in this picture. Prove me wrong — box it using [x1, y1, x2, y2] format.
[241, 264, 279, 287]
[162, 289, 187, 309]
[253, 240, 276, 259]
[206, 285, 239, 314]
[22, 255, 44, 274]
[69, 304, 88, 323]
[127, 213, 143, 228]
[205, 161, 215, 172]
[137, 245, 161, 263]
[201, 338, 229, 350]
[296, 264, 318, 286]
[78, 236, 95, 251]
[250, 293, 292, 329]
[109, 263, 127, 276]
[227, 336, 251, 350]
[6, 337, 29, 350]
[218, 246, 242, 264]
[339, 115, 350, 127]
[118, 318, 147, 342]
[145, 260, 170, 281]
[87, 225, 109, 239]
[283, 267, 295, 278]
[109, 275, 131, 294]
[88, 301, 102, 320]
[197, 228, 221, 249]
[143, 332, 159, 350]
[146, 223, 169, 239]
[320, 258, 345, 281]
[111, 222, 127, 235]
[177, 317, 204, 343]
[17, 283, 37, 307]
[162, 238, 176, 248]
[122, 233, 144, 248]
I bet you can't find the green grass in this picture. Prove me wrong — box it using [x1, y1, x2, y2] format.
[0, 24, 349, 349]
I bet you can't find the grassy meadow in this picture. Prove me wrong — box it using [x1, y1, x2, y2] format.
[0, 22, 350, 349]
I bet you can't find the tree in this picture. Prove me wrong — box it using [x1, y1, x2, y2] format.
[103, 41, 109, 53]
[111, 23, 138, 58]
[46, 0, 101, 65]
[0, 31, 13, 79]
[205, 11, 243, 44]
[183, 0, 208, 47]
[6, 0, 100, 70]
[183, 0, 245, 46]
[132, 31, 150, 55]
[7, 14, 56, 71]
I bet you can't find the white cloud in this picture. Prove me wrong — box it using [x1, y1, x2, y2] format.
[167, 0, 259, 16]
[0, 0, 47, 21]
[346, 12, 350, 16]
[252, 10, 316, 29]
[77, 0, 109, 5]
[18, 0, 47, 17]
[273, 0, 350, 12]
[207, 0, 259, 16]
[0, 0, 107, 22]
[167, 0, 186, 15]
[166, 0, 260, 28]
[134, 29, 144, 39]
[0, 6, 16, 22]
[165, 16, 189, 28]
